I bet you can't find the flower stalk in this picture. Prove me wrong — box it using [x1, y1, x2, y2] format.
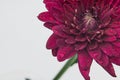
[53, 55, 77, 80]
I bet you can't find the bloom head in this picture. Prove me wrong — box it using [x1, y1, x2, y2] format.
[38, 0, 120, 80]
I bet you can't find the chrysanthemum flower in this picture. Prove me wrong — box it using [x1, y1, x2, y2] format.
[38, 0, 120, 80]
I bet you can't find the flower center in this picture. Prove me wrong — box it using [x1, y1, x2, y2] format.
[82, 11, 97, 32]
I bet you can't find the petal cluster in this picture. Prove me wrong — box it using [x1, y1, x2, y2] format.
[38, 0, 120, 80]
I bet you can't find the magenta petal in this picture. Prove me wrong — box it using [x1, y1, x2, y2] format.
[43, 0, 55, 3]
[50, 8, 64, 23]
[103, 36, 116, 42]
[45, 2, 64, 23]
[88, 48, 102, 60]
[115, 28, 120, 38]
[110, 22, 120, 28]
[79, 69, 90, 80]
[78, 50, 93, 80]
[100, 43, 116, 56]
[112, 40, 120, 47]
[44, 22, 57, 29]
[62, 27, 71, 34]
[88, 42, 98, 50]
[46, 34, 58, 49]
[52, 48, 58, 56]
[38, 12, 54, 22]
[63, 4, 74, 14]
[96, 54, 116, 77]
[65, 37, 76, 44]
[96, 53, 109, 67]
[63, 4, 74, 22]
[104, 28, 116, 36]
[57, 45, 76, 61]
[52, 25, 69, 38]
[78, 51, 93, 70]
[56, 39, 66, 47]
[110, 57, 120, 66]
[70, 29, 80, 35]
[75, 35, 86, 42]
[112, 46, 120, 56]
[103, 63, 116, 77]
[75, 42, 88, 51]
[45, 2, 60, 11]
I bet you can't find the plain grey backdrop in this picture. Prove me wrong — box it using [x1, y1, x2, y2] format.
[0, 0, 120, 80]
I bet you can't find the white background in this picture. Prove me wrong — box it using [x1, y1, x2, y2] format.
[0, 0, 120, 80]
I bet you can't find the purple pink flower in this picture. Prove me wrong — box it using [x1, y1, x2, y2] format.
[38, 0, 120, 80]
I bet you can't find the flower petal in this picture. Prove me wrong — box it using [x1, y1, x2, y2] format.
[63, 4, 74, 14]
[112, 46, 120, 56]
[88, 48, 102, 60]
[56, 39, 66, 47]
[96, 54, 116, 77]
[52, 48, 58, 56]
[43, 0, 56, 3]
[110, 57, 120, 66]
[104, 28, 117, 36]
[78, 50, 93, 80]
[75, 35, 86, 42]
[75, 42, 88, 51]
[46, 34, 58, 49]
[79, 69, 90, 80]
[52, 25, 70, 38]
[62, 27, 71, 34]
[63, 4, 75, 22]
[112, 40, 120, 47]
[44, 22, 57, 29]
[45, 2, 64, 23]
[70, 29, 80, 35]
[103, 63, 116, 77]
[110, 22, 120, 28]
[114, 28, 120, 38]
[51, 8, 64, 23]
[57, 45, 76, 61]
[38, 12, 54, 22]
[88, 42, 98, 50]
[96, 53, 109, 67]
[45, 2, 60, 11]
[103, 36, 116, 42]
[100, 43, 117, 56]
[65, 37, 76, 44]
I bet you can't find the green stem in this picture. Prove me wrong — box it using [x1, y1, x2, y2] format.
[53, 55, 77, 80]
